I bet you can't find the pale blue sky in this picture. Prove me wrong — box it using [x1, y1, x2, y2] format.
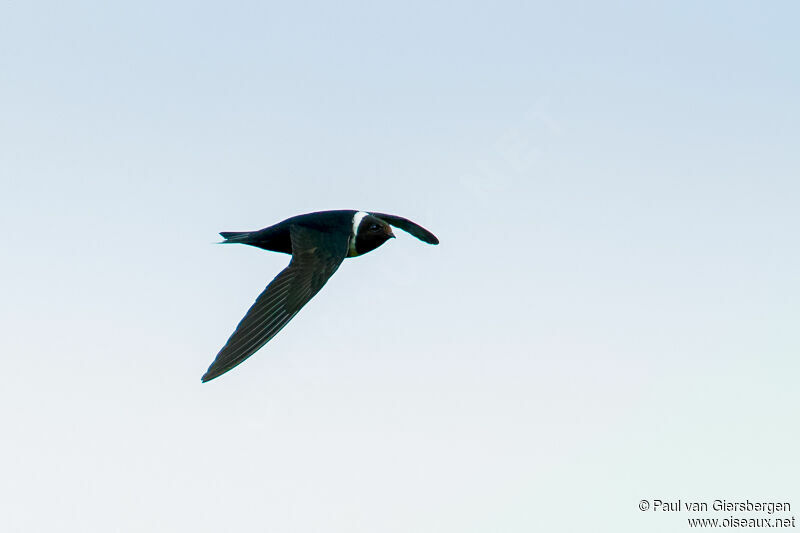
[2, 1, 799, 532]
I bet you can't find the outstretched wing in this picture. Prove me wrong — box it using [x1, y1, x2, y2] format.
[370, 212, 439, 245]
[202, 225, 349, 382]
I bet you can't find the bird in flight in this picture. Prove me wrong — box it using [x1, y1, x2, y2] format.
[202, 210, 439, 382]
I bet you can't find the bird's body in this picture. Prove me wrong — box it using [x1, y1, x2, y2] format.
[202, 210, 438, 382]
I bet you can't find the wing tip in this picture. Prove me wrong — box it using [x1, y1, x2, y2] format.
[201, 361, 231, 383]
[413, 228, 439, 245]
[201, 369, 218, 383]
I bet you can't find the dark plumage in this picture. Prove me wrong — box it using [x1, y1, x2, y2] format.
[202, 210, 439, 382]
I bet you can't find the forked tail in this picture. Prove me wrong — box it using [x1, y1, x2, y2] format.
[218, 231, 253, 243]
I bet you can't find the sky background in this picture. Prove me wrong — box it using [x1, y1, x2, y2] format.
[2, 1, 799, 531]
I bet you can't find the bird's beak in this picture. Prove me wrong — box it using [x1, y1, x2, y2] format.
[387, 228, 396, 238]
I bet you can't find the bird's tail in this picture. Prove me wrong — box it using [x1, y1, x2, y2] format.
[218, 231, 253, 244]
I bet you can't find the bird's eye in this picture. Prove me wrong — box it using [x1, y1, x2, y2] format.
[369, 223, 380, 231]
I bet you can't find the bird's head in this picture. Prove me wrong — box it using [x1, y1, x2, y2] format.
[351, 214, 395, 256]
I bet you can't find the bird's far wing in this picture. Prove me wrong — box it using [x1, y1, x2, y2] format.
[202, 225, 349, 382]
[370, 213, 439, 245]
